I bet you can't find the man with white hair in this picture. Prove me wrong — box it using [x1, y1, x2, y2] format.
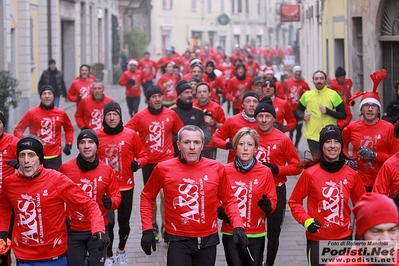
[119, 58, 143, 117]
[140, 125, 248, 265]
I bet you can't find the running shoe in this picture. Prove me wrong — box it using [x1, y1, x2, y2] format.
[116, 251, 128, 266]
[104, 257, 115, 266]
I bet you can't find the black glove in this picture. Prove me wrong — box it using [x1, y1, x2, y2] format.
[127, 79, 136, 86]
[262, 162, 279, 175]
[257, 194, 272, 214]
[63, 144, 72, 156]
[306, 218, 321, 233]
[6, 159, 19, 169]
[273, 122, 286, 132]
[0, 231, 7, 243]
[226, 142, 234, 150]
[131, 160, 140, 172]
[233, 227, 248, 253]
[217, 206, 230, 224]
[351, 101, 355, 107]
[77, 95, 82, 103]
[92, 232, 110, 251]
[141, 229, 157, 255]
[102, 194, 112, 210]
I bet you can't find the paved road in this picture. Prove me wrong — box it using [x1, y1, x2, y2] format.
[12, 83, 309, 265]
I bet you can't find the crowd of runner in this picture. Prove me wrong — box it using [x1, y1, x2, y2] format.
[1, 44, 399, 266]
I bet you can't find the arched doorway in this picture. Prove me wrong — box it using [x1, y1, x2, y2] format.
[380, 0, 399, 105]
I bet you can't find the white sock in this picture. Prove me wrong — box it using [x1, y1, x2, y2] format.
[116, 248, 125, 254]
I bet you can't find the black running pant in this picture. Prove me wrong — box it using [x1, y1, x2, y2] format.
[142, 163, 157, 184]
[266, 184, 286, 266]
[307, 139, 320, 155]
[106, 188, 134, 257]
[167, 239, 217, 266]
[222, 234, 265, 266]
[142, 80, 153, 95]
[126, 96, 140, 117]
[289, 110, 303, 147]
[67, 230, 106, 266]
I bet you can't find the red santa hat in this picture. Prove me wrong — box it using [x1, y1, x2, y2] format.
[263, 66, 274, 75]
[128, 58, 138, 66]
[349, 69, 386, 111]
[358, 92, 381, 111]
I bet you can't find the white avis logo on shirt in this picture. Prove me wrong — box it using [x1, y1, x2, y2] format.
[78, 178, 97, 199]
[147, 121, 165, 152]
[232, 181, 248, 220]
[173, 177, 205, 225]
[237, 84, 247, 98]
[17, 193, 44, 244]
[80, 86, 90, 98]
[165, 80, 175, 97]
[255, 145, 271, 163]
[39, 117, 56, 145]
[289, 86, 301, 105]
[319, 180, 345, 227]
[90, 109, 103, 131]
[105, 142, 124, 178]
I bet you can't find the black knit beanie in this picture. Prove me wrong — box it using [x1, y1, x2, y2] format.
[242, 91, 259, 103]
[176, 80, 192, 95]
[103, 102, 122, 120]
[77, 129, 99, 148]
[39, 85, 55, 96]
[319, 124, 343, 150]
[146, 85, 163, 100]
[17, 137, 44, 164]
[254, 102, 276, 118]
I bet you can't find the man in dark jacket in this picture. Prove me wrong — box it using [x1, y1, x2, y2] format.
[170, 80, 212, 158]
[38, 59, 67, 107]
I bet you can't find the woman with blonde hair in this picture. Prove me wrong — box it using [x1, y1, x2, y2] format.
[219, 127, 277, 265]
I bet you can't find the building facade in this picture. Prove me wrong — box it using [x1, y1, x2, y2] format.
[0, 0, 118, 128]
[348, 0, 399, 109]
[299, 0, 399, 114]
[297, 0, 323, 82]
[120, 0, 300, 60]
